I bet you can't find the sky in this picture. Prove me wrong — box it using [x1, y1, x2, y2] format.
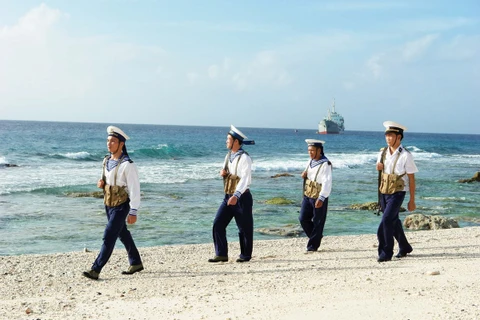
[0, 1, 479, 134]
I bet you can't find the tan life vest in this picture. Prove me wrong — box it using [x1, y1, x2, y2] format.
[103, 156, 129, 207]
[223, 153, 242, 194]
[303, 162, 324, 198]
[379, 150, 406, 194]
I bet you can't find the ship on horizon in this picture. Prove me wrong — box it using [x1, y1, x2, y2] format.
[317, 99, 345, 134]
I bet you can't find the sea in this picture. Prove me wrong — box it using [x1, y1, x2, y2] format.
[1, 120, 479, 256]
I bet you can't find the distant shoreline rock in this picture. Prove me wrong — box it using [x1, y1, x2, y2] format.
[404, 213, 459, 230]
[458, 171, 480, 183]
[66, 191, 104, 198]
[264, 197, 295, 205]
[270, 173, 294, 178]
[1, 163, 19, 168]
[349, 202, 406, 212]
[256, 224, 304, 237]
[349, 202, 379, 211]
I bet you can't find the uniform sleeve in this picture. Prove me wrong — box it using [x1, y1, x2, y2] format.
[125, 163, 141, 211]
[317, 163, 332, 201]
[404, 152, 419, 174]
[376, 148, 385, 164]
[233, 155, 252, 198]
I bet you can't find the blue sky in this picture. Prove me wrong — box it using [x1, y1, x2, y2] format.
[0, 1, 479, 133]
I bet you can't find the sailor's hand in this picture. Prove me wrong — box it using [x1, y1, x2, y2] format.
[220, 169, 228, 177]
[376, 163, 384, 171]
[301, 171, 307, 179]
[127, 214, 137, 224]
[97, 179, 105, 189]
[408, 200, 416, 212]
[315, 199, 323, 208]
[227, 196, 238, 206]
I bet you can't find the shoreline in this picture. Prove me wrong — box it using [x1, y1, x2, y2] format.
[1, 227, 479, 319]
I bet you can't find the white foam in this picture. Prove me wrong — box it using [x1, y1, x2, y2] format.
[423, 196, 467, 201]
[62, 151, 92, 160]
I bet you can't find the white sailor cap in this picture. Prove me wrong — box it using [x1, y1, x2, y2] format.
[107, 126, 130, 142]
[305, 139, 325, 147]
[228, 125, 255, 145]
[383, 121, 407, 136]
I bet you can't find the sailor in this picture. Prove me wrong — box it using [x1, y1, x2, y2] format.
[83, 126, 143, 280]
[209, 125, 255, 263]
[376, 121, 418, 262]
[299, 139, 333, 252]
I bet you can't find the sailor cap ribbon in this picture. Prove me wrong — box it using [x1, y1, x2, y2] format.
[228, 125, 255, 145]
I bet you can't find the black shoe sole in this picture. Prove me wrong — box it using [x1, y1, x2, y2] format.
[82, 271, 99, 280]
[122, 266, 144, 275]
[208, 259, 228, 263]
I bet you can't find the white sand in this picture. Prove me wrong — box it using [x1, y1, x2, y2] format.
[1, 227, 479, 320]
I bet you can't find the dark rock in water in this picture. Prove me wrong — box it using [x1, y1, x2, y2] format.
[1, 163, 19, 168]
[265, 197, 295, 205]
[404, 213, 459, 230]
[270, 173, 294, 178]
[256, 224, 304, 237]
[458, 171, 480, 183]
[349, 202, 379, 211]
[66, 191, 104, 198]
[350, 202, 405, 212]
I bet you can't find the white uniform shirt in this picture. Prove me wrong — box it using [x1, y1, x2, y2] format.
[305, 158, 332, 201]
[376, 144, 418, 192]
[103, 159, 141, 210]
[224, 150, 252, 197]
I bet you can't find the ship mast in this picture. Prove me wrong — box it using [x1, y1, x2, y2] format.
[332, 98, 336, 113]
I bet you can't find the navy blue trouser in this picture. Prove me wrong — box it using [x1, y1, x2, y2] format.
[92, 201, 142, 272]
[377, 192, 412, 260]
[212, 192, 254, 260]
[299, 196, 329, 251]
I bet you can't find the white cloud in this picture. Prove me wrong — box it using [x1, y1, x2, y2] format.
[208, 65, 220, 79]
[398, 17, 478, 34]
[402, 34, 439, 62]
[436, 34, 480, 61]
[187, 72, 200, 84]
[0, 3, 65, 40]
[159, 20, 281, 34]
[319, 1, 408, 11]
[0, 3, 170, 121]
[230, 51, 292, 91]
[366, 54, 384, 80]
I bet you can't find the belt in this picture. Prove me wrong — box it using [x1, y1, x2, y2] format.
[227, 189, 250, 196]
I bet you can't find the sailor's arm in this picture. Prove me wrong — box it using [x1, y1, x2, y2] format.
[227, 156, 252, 205]
[125, 163, 141, 222]
[316, 164, 332, 208]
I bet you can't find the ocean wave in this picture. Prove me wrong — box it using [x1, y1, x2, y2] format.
[422, 196, 467, 202]
[406, 146, 422, 152]
[49, 151, 99, 161]
[252, 152, 378, 171]
[135, 144, 188, 160]
[412, 152, 442, 160]
[0, 165, 99, 195]
[139, 162, 220, 184]
[329, 153, 376, 169]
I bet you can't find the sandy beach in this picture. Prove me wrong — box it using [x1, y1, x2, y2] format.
[1, 227, 479, 320]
